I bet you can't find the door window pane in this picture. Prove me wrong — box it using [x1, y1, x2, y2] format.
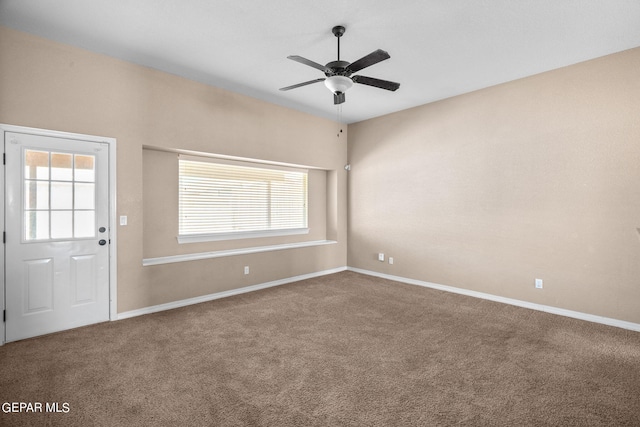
[74, 211, 95, 238]
[75, 155, 95, 182]
[51, 152, 73, 181]
[25, 150, 49, 180]
[74, 183, 95, 209]
[51, 211, 73, 239]
[51, 182, 73, 210]
[25, 181, 49, 210]
[25, 211, 49, 240]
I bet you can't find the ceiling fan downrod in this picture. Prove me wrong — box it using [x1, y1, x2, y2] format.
[332, 25, 345, 61]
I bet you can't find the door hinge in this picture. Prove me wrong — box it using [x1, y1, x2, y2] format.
[3, 310, 5, 323]
[2, 231, 5, 244]
[2, 152, 5, 165]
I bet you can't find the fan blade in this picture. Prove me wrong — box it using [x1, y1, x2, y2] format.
[287, 55, 330, 73]
[334, 92, 346, 105]
[279, 78, 326, 91]
[352, 75, 400, 91]
[346, 49, 390, 73]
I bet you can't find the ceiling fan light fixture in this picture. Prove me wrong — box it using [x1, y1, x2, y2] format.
[324, 75, 353, 95]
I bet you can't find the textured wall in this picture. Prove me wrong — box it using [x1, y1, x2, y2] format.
[0, 26, 348, 312]
[348, 47, 640, 323]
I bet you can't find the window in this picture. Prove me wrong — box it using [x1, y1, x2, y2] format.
[178, 157, 308, 242]
[23, 149, 96, 241]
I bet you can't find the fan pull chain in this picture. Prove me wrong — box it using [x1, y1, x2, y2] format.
[336, 104, 344, 138]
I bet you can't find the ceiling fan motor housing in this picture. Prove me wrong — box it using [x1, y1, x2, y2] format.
[325, 60, 351, 77]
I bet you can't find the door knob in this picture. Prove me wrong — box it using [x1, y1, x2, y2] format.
[99, 239, 107, 246]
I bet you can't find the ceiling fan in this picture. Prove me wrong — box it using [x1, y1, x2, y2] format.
[280, 25, 400, 105]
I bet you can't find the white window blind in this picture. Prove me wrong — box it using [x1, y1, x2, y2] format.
[179, 158, 308, 241]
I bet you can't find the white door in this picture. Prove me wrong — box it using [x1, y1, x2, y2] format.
[5, 131, 110, 342]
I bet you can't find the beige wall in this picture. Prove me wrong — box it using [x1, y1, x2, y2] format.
[348, 47, 640, 324]
[0, 26, 347, 313]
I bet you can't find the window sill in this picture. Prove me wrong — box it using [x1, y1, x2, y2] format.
[177, 228, 309, 244]
[142, 239, 337, 266]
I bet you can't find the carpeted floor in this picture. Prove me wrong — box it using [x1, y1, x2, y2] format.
[1, 271, 639, 426]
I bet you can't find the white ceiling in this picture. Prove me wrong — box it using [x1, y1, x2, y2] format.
[2, 0, 640, 123]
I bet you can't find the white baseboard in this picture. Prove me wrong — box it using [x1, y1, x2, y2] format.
[117, 265, 640, 333]
[117, 266, 347, 320]
[347, 267, 640, 333]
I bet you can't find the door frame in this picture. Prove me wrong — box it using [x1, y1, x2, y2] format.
[1, 124, 117, 345]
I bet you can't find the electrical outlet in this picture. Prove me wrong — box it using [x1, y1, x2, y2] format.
[535, 278, 543, 289]
[378, 253, 385, 262]
[244, 266, 250, 275]
[389, 257, 394, 265]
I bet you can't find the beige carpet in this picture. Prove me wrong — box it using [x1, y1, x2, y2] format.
[1, 271, 639, 426]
